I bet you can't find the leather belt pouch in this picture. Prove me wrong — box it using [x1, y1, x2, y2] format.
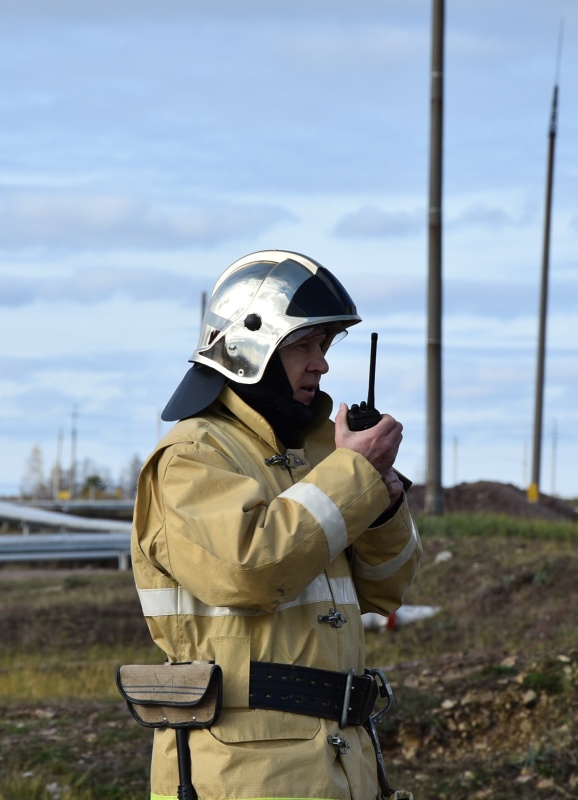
[116, 661, 222, 729]
[248, 661, 378, 725]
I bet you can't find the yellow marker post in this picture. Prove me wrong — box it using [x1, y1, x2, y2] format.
[527, 483, 539, 503]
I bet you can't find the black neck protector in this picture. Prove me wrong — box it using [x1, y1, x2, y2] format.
[231, 351, 322, 448]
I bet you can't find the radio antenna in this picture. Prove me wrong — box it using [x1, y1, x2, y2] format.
[367, 333, 378, 409]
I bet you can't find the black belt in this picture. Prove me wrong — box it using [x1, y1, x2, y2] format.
[248, 661, 379, 727]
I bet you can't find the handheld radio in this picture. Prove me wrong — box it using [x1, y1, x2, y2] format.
[347, 332, 382, 431]
[346, 332, 413, 492]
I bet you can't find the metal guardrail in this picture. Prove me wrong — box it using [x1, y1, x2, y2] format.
[0, 532, 132, 571]
[0, 500, 132, 533]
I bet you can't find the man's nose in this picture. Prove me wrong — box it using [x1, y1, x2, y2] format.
[308, 351, 329, 374]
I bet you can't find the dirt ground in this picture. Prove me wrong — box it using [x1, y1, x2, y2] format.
[1, 481, 577, 799]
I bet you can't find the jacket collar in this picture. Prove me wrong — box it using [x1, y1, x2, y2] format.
[218, 385, 333, 451]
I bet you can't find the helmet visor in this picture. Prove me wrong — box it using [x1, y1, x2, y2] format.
[279, 324, 348, 351]
[285, 266, 357, 318]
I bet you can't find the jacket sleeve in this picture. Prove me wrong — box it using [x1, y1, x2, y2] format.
[350, 494, 422, 616]
[133, 439, 399, 613]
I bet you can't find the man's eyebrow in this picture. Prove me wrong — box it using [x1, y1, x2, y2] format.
[294, 333, 326, 344]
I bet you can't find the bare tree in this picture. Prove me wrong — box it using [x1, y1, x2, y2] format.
[121, 453, 143, 499]
[20, 444, 50, 500]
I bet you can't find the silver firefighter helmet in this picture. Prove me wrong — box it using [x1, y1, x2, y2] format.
[161, 249, 361, 421]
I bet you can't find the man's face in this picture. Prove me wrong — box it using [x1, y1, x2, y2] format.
[278, 330, 330, 405]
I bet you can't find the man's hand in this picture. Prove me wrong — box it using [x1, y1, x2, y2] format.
[382, 468, 404, 508]
[335, 403, 403, 484]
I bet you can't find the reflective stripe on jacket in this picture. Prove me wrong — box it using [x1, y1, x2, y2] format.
[132, 387, 422, 800]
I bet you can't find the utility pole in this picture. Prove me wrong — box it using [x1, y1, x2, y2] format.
[70, 406, 78, 500]
[425, 0, 445, 515]
[201, 291, 207, 324]
[550, 420, 558, 497]
[52, 428, 63, 500]
[528, 23, 563, 504]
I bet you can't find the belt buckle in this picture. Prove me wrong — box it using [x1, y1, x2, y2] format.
[339, 668, 355, 729]
[366, 667, 394, 725]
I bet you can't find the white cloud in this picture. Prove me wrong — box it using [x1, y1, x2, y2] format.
[449, 203, 529, 231]
[0, 268, 195, 307]
[0, 192, 295, 251]
[334, 206, 424, 239]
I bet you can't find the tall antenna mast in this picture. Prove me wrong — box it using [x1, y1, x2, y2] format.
[528, 20, 563, 503]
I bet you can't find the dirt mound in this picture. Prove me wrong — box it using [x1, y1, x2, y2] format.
[408, 480, 578, 522]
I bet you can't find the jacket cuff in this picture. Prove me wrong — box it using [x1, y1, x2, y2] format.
[368, 492, 404, 527]
[368, 469, 413, 528]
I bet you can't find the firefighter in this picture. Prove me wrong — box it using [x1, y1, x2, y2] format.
[131, 250, 421, 800]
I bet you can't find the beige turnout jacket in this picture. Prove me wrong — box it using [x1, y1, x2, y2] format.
[132, 386, 421, 800]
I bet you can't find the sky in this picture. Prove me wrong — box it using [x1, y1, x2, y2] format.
[1, 0, 577, 500]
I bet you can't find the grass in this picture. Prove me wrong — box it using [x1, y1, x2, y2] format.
[415, 511, 578, 542]
[0, 646, 157, 703]
[0, 771, 99, 800]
